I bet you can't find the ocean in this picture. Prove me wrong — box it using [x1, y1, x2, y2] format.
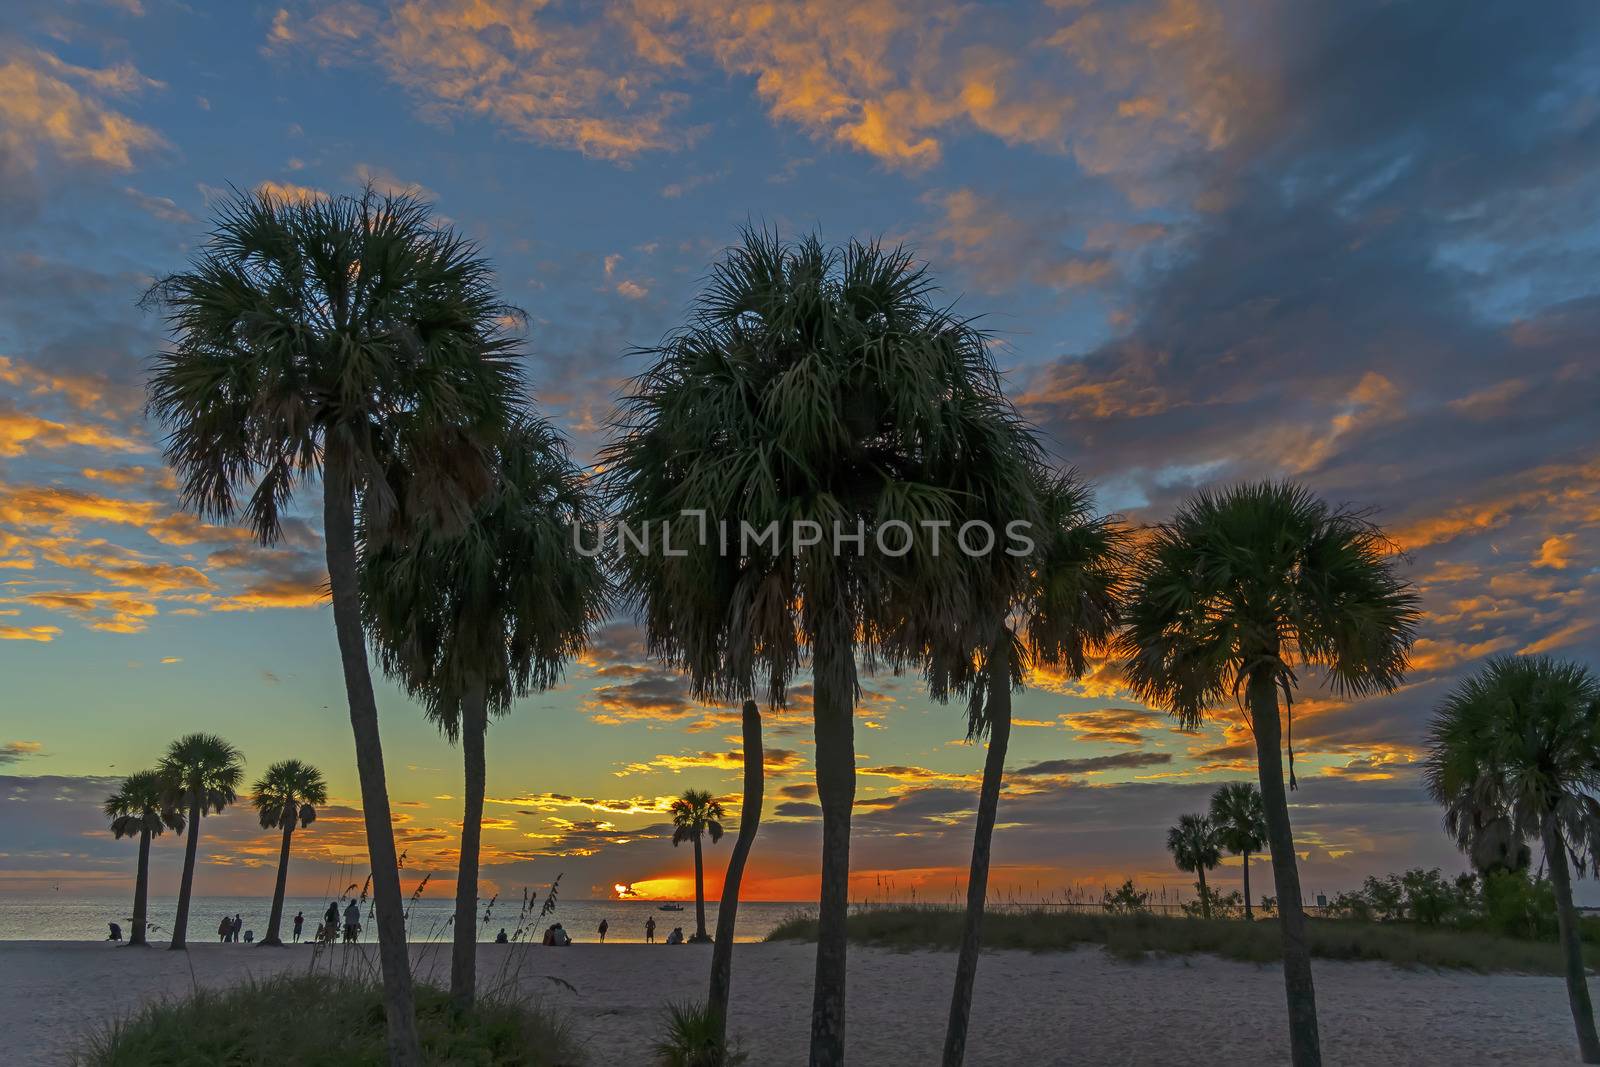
[0, 895, 809, 943]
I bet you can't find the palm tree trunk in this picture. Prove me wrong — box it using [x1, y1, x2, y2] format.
[323, 453, 422, 1065]
[262, 820, 294, 945]
[452, 677, 489, 1014]
[1249, 670, 1320, 1067]
[170, 797, 200, 950]
[809, 626, 856, 1067]
[693, 834, 708, 940]
[1197, 863, 1210, 920]
[130, 827, 151, 946]
[1543, 815, 1600, 1062]
[1243, 849, 1253, 921]
[942, 644, 1012, 1067]
[709, 700, 764, 1047]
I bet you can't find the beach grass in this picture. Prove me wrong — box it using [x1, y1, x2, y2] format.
[76, 972, 581, 1066]
[766, 906, 1600, 974]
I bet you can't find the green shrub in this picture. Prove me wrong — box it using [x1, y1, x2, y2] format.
[652, 1001, 747, 1067]
[77, 973, 581, 1067]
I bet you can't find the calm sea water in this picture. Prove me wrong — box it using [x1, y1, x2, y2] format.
[0, 896, 809, 943]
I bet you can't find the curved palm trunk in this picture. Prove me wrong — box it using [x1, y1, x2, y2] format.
[452, 679, 489, 1013]
[170, 797, 201, 950]
[709, 701, 764, 1047]
[1250, 671, 1320, 1067]
[324, 457, 422, 1065]
[692, 834, 709, 941]
[130, 827, 152, 946]
[810, 628, 857, 1067]
[1196, 863, 1210, 920]
[261, 820, 295, 945]
[942, 645, 1012, 1067]
[1543, 815, 1600, 1062]
[1242, 850, 1253, 921]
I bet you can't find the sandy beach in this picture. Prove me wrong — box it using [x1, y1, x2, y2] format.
[1, 940, 1582, 1065]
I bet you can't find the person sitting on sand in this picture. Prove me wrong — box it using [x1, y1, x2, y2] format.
[293, 911, 304, 943]
[552, 924, 571, 946]
[244, 929, 254, 943]
[343, 900, 360, 943]
[495, 928, 508, 944]
[598, 919, 608, 943]
[645, 916, 656, 943]
[107, 922, 122, 942]
[665, 926, 684, 945]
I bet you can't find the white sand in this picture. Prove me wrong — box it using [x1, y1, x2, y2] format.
[1, 940, 1583, 1065]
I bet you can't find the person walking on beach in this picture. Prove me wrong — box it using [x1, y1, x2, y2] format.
[343, 899, 360, 943]
[645, 915, 656, 943]
[598, 918, 608, 943]
[292, 911, 304, 942]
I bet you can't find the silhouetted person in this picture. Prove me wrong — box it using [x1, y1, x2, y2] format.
[292, 911, 304, 942]
[324, 901, 339, 942]
[495, 928, 508, 944]
[598, 918, 608, 943]
[665, 926, 684, 945]
[107, 922, 122, 942]
[218, 915, 231, 943]
[645, 916, 656, 943]
[343, 900, 360, 944]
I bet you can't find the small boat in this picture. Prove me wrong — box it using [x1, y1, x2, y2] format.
[657, 903, 685, 911]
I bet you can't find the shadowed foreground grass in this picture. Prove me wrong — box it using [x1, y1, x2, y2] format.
[767, 906, 1600, 974]
[77, 973, 582, 1067]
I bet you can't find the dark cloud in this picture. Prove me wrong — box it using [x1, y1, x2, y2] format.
[1012, 752, 1172, 776]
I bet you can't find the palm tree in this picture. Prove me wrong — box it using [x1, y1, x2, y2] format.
[1168, 813, 1223, 918]
[602, 230, 1037, 1066]
[708, 701, 764, 1049]
[360, 413, 606, 1012]
[1425, 655, 1600, 1063]
[671, 789, 727, 943]
[251, 760, 327, 947]
[1210, 782, 1267, 920]
[935, 471, 1127, 1067]
[105, 770, 184, 947]
[1119, 481, 1418, 1067]
[145, 186, 523, 1064]
[157, 733, 243, 950]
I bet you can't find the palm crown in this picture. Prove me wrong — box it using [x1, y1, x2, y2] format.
[105, 770, 185, 840]
[1424, 655, 1600, 871]
[159, 733, 244, 816]
[601, 229, 1039, 705]
[360, 413, 608, 735]
[1209, 782, 1266, 856]
[670, 790, 727, 847]
[252, 759, 328, 831]
[144, 186, 525, 546]
[1167, 813, 1222, 874]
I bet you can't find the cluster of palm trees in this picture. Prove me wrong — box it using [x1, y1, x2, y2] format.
[104, 734, 325, 949]
[1166, 782, 1267, 921]
[137, 186, 1441, 1067]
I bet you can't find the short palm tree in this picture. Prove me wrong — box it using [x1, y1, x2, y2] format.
[251, 760, 327, 947]
[602, 230, 1037, 1066]
[707, 701, 764, 1050]
[671, 789, 727, 943]
[105, 770, 184, 947]
[934, 471, 1128, 1067]
[157, 733, 243, 950]
[360, 413, 606, 1012]
[146, 186, 524, 1064]
[1119, 481, 1418, 1067]
[1168, 813, 1223, 918]
[1425, 655, 1600, 1062]
[1210, 782, 1267, 920]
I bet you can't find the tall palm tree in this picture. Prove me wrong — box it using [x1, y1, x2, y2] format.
[1119, 481, 1418, 1067]
[671, 789, 727, 943]
[708, 701, 764, 1049]
[934, 471, 1127, 1067]
[158, 733, 243, 950]
[251, 760, 327, 947]
[105, 770, 184, 947]
[602, 230, 1037, 1066]
[1210, 782, 1267, 920]
[146, 186, 523, 1064]
[1168, 813, 1223, 918]
[360, 413, 606, 1012]
[1425, 655, 1600, 1063]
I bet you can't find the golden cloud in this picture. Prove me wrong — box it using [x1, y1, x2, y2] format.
[0, 48, 165, 172]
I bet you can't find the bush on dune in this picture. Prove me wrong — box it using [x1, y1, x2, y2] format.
[78, 973, 581, 1067]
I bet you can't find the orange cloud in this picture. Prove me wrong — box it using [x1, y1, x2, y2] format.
[0, 48, 165, 172]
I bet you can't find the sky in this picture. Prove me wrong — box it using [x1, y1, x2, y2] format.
[1, 0, 1598, 909]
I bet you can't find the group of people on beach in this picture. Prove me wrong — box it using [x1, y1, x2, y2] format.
[216, 914, 250, 943]
[641, 916, 686, 944]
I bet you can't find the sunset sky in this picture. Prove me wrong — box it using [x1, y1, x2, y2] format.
[1, 1, 1597, 907]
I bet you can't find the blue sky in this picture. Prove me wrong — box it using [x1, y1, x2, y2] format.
[1, 0, 1598, 905]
